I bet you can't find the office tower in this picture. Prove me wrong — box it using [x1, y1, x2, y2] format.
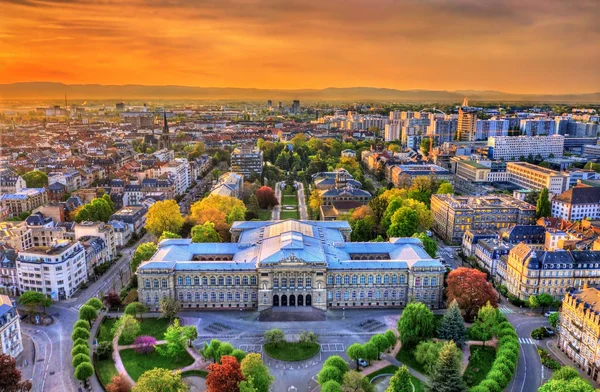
[457, 106, 478, 141]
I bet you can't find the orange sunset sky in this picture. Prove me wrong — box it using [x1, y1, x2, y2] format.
[1, 0, 599, 94]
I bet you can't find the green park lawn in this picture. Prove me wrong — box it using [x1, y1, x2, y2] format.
[463, 346, 496, 387]
[282, 194, 298, 206]
[118, 317, 170, 345]
[365, 364, 424, 392]
[280, 209, 299, 219]
[395, 347, 426, 375]
[96, 358, 119, 387]
[97, 318, 117, 342]
[120, 344, 195, 381]
[263, 341, 320, 361]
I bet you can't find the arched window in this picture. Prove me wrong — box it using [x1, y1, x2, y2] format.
[252, 292, 257, 300]
[392, 275, 398, 284]
[218, 277, 224, 286]
[162, 279, 168, 289]
[234, 276, 240, 285]
[146, 294, 151, 304]
[185, 276, 191, 286]
[195, 292, 200, 301]
[336, 291, 341, 300]
[328, 291, 333, 300]
[376, 275, 382, 284]
[344, 275, 350, 284]
[400, 275, 406, 284]
[243, 292, 249, 301]
[336, 275, 342, 285]
[242, 276, 249, 285]
[368, 275, 374, 284]
[250, 276, 257, 285]
[202, 277, 208, 285]
[186, 292, 192, 302]
[226, 276, 232, 285]
[431, 278, 437, 286]
[328, 275, 334, 285]
[219, 292, 225, 301]
[384, 275, 390, 284]
[423, 277, 429, 286]
[194, 276, 200, 286]
[368, 291, 373, 299]
[153, 279, 159, 289]
[210, 277, 216, 285]
[227, 292, 233, 301]
[352, 275, 358, 284]
[177, 276, 183, 286]
[384, 290, 389, 298]
[178, 292, 184, 301]
[145, 280, 151, 289]
[352, 291, 357, 299]
[360, 275, 366, 284]
[235, 292, 240, 301]
[211, 292, 216, 302]
[154, 295, 159, 304]
[415, 277, 421, 286]
[344, 291, 349, 300]
[203, 292, 208, 302]
[376, 291, 381, 299]
[360, 291, 365, 299]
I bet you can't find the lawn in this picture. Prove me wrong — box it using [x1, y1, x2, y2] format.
[181, 369, 208, 378]
[96, 358, 119, 388]
[97, 318, 117, 342]
[280, 209, 299, 219]
[120, 344, 195, 381]
[257, 209, 273, 221]
[118, 317, 170, 345]
[263, 341, 320, 361]
[282, 194, 298, 206]
[463, 346, 496, 387]
[365, 364, 424, 392]
[395, 347, 426, 374]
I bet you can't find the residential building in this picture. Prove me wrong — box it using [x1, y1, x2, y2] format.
[0, 246, 18, 296]
[431, 195, 536, 244]
[74, 221, 117, 261]
[341, 149, 356, 159]
[552, 186, 600, 221]
[108, 220, 132, 248]
[0, 169, 26, 194]
[0, 295, 23, 358]
[457, 106, 478, 142]
[462, 230, 498, 258]
[505, 243, 600, 300]
[473, 239, 513, 284]
[231, 147, 263, 177]
[78, 236, 107, 278]
[0, 220, 66, 252]
[455, 160, 490, 183]
[137, 220, 445, 312]
[17, 240, 87, 300]
[475, 119, 509, 139]
[0, 188, 48, 218]
[158, 159, 190, 196]
[558, 286, 600, 382]
[210, 172, 244, 199]
[488, 135, 564, 161]
[520, 119, 557, 136]
[506, 162, 570, 196]
[47, 169, 82, 192]
[110, 206, 148, 235]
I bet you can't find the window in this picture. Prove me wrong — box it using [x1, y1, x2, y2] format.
[352, 275, 358, 284]
[227, 292, 233, 301]
[344, 275, 350, 284]
[252, 292, 257, 300]
[202, 277, 208, 285]
[415, 277, 421, 286]
[376, 275, 382, 284]
[178, 292, 184, 301]
[298, 278, 303, 287]
[306, 278, 312, 288]
[242, 276, 248, 285]
[376, 291, 381, 299]
[219, 292, 225, 302]
[328, 291, 333, 300]
[210, 277, 216, 285]
[153, 279, 159, 289]
[218, 277, 224, 286]
[177, 276, 183, 286]
[250, 276, 257, 285]
[336, 275, 342, 285]
[384, 275, 390, 284]
[328, 275, 334, 285]
[195, 292, 200, 301]
[400, 275, 406, 284]
[273, 278, 279, 288]
[226, 276, 232, 285]
[290, 278, 295, 288]
[234, 276, 240, 285]
[203, 292, 208, 302]
[211, 292, 216, 302]
[392, 275, 398, 284]
[282, 278, 287, 288]
[431, 278, 437, 286]
[194, 276, 200, 285]
[186, 276, 191, 286]
[243, 292, 249, 301]
[368, 275, 374, 284]
[154, 295, 159, 304]
[344, 291, 349, 300]
[360, 275, 366, 284]
[423, 277, 429, 286]
[384, 290, 389, 298]
[336, 291, 341, 300]
[367, 291, 373, 299]
[145, 280, 151, 289]
[162, 279, 168, 289]
[235, 292, 241, 301]
[186, 292, 192, 302]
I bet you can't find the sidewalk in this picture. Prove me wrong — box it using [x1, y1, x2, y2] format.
[544, 339, 596, 385]
[90, 313, 107, 391]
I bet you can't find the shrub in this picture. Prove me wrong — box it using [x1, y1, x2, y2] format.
[498, 335, 518, 347]
[318, 366, 343, 385]
[71, 327, 90, 341]
[538, 348, 561, 370]
[497, 349, 518, 364]
[73, 320, 91, 331]
[72, 353, 91, 368]
[133, 335, 157, 354]
[73, 338, 88, 348]
[71, 344, 90, 357]
[480, 379, 501, 392]
[500, 342, 519, 353]
[490, 362, 512, 379]
[468, 386, 490, 392]
[487, 369, 508, 388]
[496, 356, 517, 372]
[96, 341, 113, 359]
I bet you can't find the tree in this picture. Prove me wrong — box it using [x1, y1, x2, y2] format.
[206, 355, 245, 392]
[201, 339, 222, 363]
[72, 353, 91, 368]
[96, 341, 114, 359]
[113, 314, 140, 345]
[362, 342, 378, 364]
[437, 182, 454, 195]
[470, 302, 498, 347]
[536, 187, 551, 218]
[370, 334, 390, 359]
[158, 231, 182, 242]
[420, 138, 431, 155]
[346, 343, 365, 370]
[415, 340, 444, 375]
[241, 353, 274, 392]
[74, 320, 91, 331]
[74, 362, 95, 383]
[538, 367, 596, 392]
[72, 327, 91, 341]
[428, 341, 466, 392]
[231, 349, 247, 363]
[131, 242, 158, 272]
[183, 325, 198, 347]
[321, 380, 343, 392]
[159, 297, 180, 320]
[218, 342, 234, 359]
[537, 293, 554, 313]
[342, 370, 374, 392]
[397, 301, 435, 349]
[104, 290, 122, 309]
[549, 312, 559, 328]
[106, 373, 132, 392]
[22, 170, 48, 188]
[239, 380, 258, 392]
[158, 318, 187, 360]
[132, 368, 188, 392]
[413, 232, 437, 258]
[102, 193, 115, 211]
[0, 353, 33, 391]
[124, 302, 148, 320]
[446, 267, 498, 321]
[384, 329, 397, 350]
[72, 344, 90, 357]
[145, 200, 184, 237]
[387, 207, 419, 237]
[255, 186, 279, 209]
[308, 188, 323, 218]
[79, 305, 98, 327]
[191, 222, 221, 243]
[387, 366, 412, 392]
[323, 355, 349, 374]
[75, 197, 113, 223]
[86, 297, 103, 311]
[318, 366, 343, 385]
[18, 291, 52, 315]
[438, 300, 467, 348]
[134, 336, 157, 354]
[264, 329, 285, 347]
[528, 294, 540, 310]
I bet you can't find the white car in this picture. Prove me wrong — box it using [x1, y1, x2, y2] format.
[544, 311, 557, 317]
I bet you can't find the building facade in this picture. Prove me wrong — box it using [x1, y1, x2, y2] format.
[0, 295, 23, 358]
[488, 135, 564, 161]
[506, 162, 570, 196]
[231, 147, 263, 177]
[137, 220, 445, 312]
[552, 186, 600, 221]
[0, 188, 48, 218]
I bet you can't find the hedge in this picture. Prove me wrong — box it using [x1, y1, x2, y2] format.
[480, 379, 501, 392]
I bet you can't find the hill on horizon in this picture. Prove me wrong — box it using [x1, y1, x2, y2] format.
[1, 82, 599, 103]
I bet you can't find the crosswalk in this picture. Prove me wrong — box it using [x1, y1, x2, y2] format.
[518, 337, 536, 345]
[498, 306, 514, 314]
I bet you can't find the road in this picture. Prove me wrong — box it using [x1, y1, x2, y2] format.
[273, 181, 283, 220]
[295, 181, 308, 220]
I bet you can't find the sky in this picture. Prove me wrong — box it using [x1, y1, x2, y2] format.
[1, 0, 599, 94]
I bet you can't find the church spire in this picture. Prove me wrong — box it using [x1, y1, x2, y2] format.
[163, 111, 169, 134]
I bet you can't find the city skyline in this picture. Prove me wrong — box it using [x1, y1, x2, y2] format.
[2, 0, 599, 95]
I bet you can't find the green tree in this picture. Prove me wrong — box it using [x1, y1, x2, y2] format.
[537, 293, 554, 313]
[191, 222, 222, 243]
[74, 362, 94, 383]
[549, 312, 559, 328]
[346, 343, 365, 370]
[159, 297, 179, 320]
[218, 342, 234, 360]
[132, 368, 188, 392]
[438, 300, 467, 348]
[158, 231, 182, 242]
[384, 329, 397, 350]
[362, 342, 378, 364]
[437, 182, 454, 195]
[201, 339, 222, 363]
[387, 207, 419, 237]
[536, 187, 551, 218]
[370, 334, 390, 359]
[131, 242, 158, 272]
[387, 366, 412, 392]
[413, 232, 437, 258]
[71, 344, 90, 357]
[231, 349, 247, 363]
[74, 197, 113, 223]
[264, 329, 285, 347]
[318, 366, 343, 385]
[78, 305, 97, 327]
[157, 318, 187, 360]
[323, 355, 349, 374]
[415, 340, 443, 375]
[113, 314, 140, 345]
[341, 370, 374, 392]
[22, 170, 48, 188]
[470, 302, 498, 347]
[73, 319, 91, 331]
[145, 200, 184, 237]
[18, 291, 52, 315]
[72, 353, 91, 369]
[124, 302, 148, 320]
[239, 380, 258, 392]
[183, 325, 198, 347]
[85, 297, 103, 311]
[102, 193, 115, 211]
[321, 380, 343, 392]
[241, 353, 274, 392]
[397, 301, 435, 349]
[428, 341, 466, 392]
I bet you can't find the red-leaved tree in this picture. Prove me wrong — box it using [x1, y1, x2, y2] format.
[104, 290, 122, 309]
[134, 335, 157, 354]
[446, 267, 498, 322]
[255, 186, 279, 209]
[0, 354, 32, 391]
[106, 373, 132, 392]
[206, 355, 245, 392]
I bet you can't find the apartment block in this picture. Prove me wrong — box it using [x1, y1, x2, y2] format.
[431, 195, 536, 244]
[0, 295, 23, 358]
[520, 119, 557, 136]
[507, 162, 570, 195]
[74, 221, 117, 261]
[231, 147, 263, 177]
[552, 186, 600, 221]
[0, 188, 48, 218]
[488, 135, 564, 161]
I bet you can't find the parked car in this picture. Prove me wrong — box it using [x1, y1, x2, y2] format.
[544, 326, 555, 336]
[358, 359, 368, 367]
[544, 311, 557, 317]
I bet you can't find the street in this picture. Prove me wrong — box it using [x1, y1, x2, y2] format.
[295, 181, 308, 220]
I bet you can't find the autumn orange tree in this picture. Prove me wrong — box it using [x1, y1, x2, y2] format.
[189, 195, 246, 240]
[145, 200, 184, 237]
[446, 267, 498, 322]
[206, 355, 245, 392]
[255, 186, 278, 209]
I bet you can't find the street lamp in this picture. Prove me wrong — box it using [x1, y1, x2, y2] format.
[342, 307, 345, 320]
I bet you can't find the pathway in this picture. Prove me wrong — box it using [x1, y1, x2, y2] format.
[295, 181, 308, 220]
[272, 181, 283, 220]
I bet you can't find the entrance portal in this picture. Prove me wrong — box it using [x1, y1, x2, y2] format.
[281, 294, 288, 307]
[290, 294, 296, 306]
[306, 294, 312, 306]
[273, 295, 279, 307]
[298, 294, 304, 306]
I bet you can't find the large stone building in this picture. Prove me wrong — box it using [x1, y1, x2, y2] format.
[558, 286, 600, 382]
[0, 188, 48, 218]
[431, 195, 536, 244]
[137, 220, 445, 312]
[506, 162, 570, 196]
[0, 295, 23, 358]
[552, 186, 600, 221]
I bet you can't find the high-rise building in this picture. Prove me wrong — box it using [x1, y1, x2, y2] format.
[487, 135, 564, 161]
[291, 100, 300, 114]
[457, 106, 478, 141]
[267, 100, 272, 109]
[231, 147, 264, 177]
